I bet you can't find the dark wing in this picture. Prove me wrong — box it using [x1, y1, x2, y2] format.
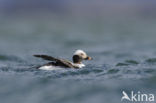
[33, 55, 58, 61]
[33, 55, 77, 68]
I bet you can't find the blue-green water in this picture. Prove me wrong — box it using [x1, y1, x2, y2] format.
[0, 17, 156, 103]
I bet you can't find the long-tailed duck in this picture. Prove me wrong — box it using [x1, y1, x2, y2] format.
[33, 50, 92, 70]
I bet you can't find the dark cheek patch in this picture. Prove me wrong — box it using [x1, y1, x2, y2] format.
[73, 55, 82, 63]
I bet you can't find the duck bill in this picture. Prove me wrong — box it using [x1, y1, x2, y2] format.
[85, 56, 92, 60]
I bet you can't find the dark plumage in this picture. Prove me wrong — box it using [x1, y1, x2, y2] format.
[34, 55, 77, 68]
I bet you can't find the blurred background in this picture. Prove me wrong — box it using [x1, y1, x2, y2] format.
[0, 0, 156, 54]
[0, 1, 156, 103]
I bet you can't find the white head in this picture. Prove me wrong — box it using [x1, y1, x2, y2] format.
[73, 49, 92, 64]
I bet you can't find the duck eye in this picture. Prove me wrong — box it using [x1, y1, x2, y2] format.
[80, 53, 84, 56]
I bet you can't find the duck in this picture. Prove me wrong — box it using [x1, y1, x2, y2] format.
[33, 50, 92, 70]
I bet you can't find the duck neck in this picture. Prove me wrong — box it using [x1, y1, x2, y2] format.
[74, 62, 82, 64]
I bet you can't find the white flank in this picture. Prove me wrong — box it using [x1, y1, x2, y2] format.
[73, 63, 85, 68]
[38, 66, 63, 70]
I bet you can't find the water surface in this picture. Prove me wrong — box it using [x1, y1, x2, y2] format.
[0, 17, 156, 103]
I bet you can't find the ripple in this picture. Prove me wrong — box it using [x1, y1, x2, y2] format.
[116, 60, 139, 66]
[143, 68, 156, 73]
[0, 67, 9, 72]
[145, 58, 156, 64]
[0, 55, 8, 60]
[116, 63, 129, 66]
[125, 60, 139, 65]
[0, 55, 24, 62]
[107, 69, 119, 74]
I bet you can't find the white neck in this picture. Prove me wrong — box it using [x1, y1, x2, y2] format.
[73, 63, 85, 68]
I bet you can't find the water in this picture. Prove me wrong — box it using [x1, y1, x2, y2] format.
[0, 17, 156, 103]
